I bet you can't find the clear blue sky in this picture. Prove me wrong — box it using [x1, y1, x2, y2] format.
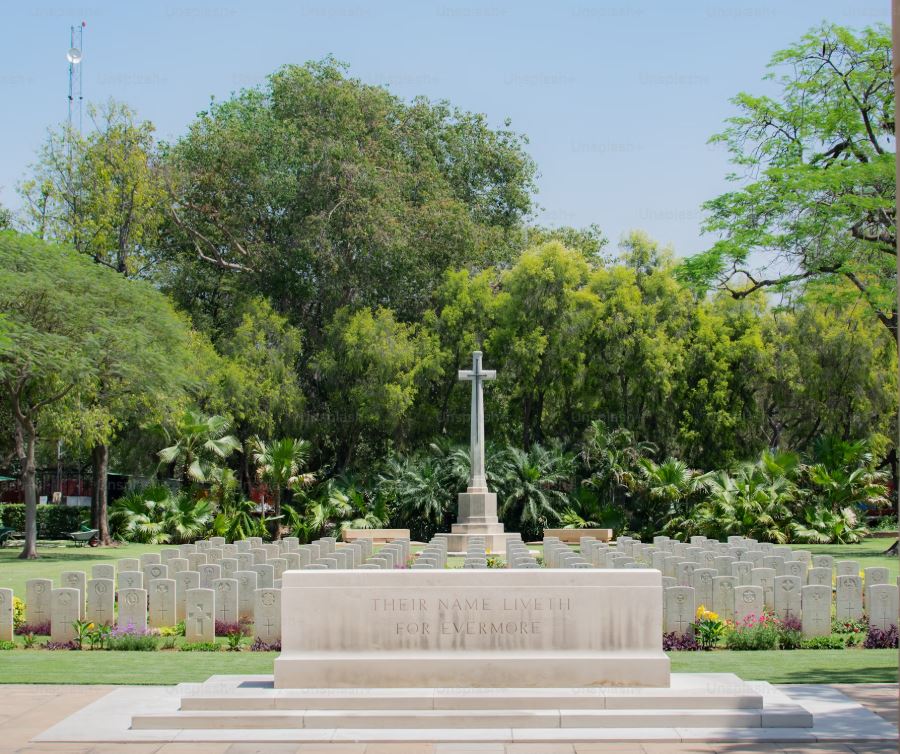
[1, 0, 889, 258]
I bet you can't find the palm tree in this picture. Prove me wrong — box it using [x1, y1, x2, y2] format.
[297, 479, 387, 540]
[495, 444, 573, 538]
[376, 454, 453, 540]
[629, 458, 712, 537]
[109, 486, 212, 544]
[249, 437, 313, 539]
[158, 411, 241, 488]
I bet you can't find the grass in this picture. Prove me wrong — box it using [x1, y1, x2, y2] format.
[0, 647, 893, 685]
[0, 542, 168, 598]
[803, 539, 897, 579]
[668, 649, 897, 684]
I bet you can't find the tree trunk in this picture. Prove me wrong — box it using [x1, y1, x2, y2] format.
[272, 487, 282, 541]
[18, 422, 38, 560]
[92, 443, 111, 545]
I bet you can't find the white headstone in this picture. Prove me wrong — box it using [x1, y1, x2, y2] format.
[234, 570, 258, 621]
[117, 571, 143, 591]
[801, 584, 831, 637]
[213, 578, 239, 625]
[254, 588, 281, 644]
[199, 563, 222, 589]
[187, 553, 208, 571]
[50, 587, 81, 642]
[174, 569, 200, 623]
[835, 575, 863, 621]
[692, 568, 716, 609]
[733, 585, 764, 625]
[835, 560, 860, 577]
[251, 563, 275, 588]
[60, 571, 86, 610]
[143, 563, 169, 585]
[117, 558, 140, 572]
[731, 561, 753, 586]
[148, 579, 177, 628]
[867, 584, 899, 632]
[664, 586, 695, 637]
[750, 567, 776, 609]
[713, 576, 736, 622]
[773, 575, 801, 621]
[25, 578, 52, 626]
[806, 567, 832, 587]
[185, 588, 215, 642]
[0, 588, 13, 641]
[91, 564, 115, 581]
[139, 553, 161, 568]
[85, 578, 114, 626]
[118, 587, 148, 632]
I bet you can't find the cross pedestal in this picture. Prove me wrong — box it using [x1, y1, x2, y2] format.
[439, 351, 521, 555]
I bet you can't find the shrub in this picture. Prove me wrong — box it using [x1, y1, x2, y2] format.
[777, 615, 803, 650]
[215, 618, 252, 637]
[16, 621, 50, 636]
[44, 641, 79, 650]
[724, 614, 780, 650]
[832, 617, 868, 635]
[662, 632, 699, 651]
[800, 635, 846, 649]
[12, 596, 24, 629]
[693, 605, 726, 650]
[106, 623, 158, 651]
[863, 625, 898, 649]
[250, 637, 281, 651]
[0, 640, 16, 650]
[180, 641, 221, 652]
[0, 504, 82, 539]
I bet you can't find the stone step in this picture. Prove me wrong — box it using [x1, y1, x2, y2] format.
[179, 687, 765, 712]
[132, 707, 802, 731]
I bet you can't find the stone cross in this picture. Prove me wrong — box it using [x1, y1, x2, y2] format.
[458, 350, 496, 492]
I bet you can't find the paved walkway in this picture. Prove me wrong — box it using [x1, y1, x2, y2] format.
[1, 684, 896, 754]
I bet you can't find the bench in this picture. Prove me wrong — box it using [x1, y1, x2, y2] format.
[342, 528, 411, 544]
[542, 528, 613, 544]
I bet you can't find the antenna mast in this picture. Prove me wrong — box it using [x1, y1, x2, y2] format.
[67, 22, 85, 133]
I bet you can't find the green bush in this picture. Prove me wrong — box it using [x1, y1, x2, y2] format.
[106, 634, 158, 651]
[0, 504, 83, 538]
[800, 635, 846, 650]
[0, 640, 16, 650]
[180, 641, 221, 652]
[724, 615, 780, 650]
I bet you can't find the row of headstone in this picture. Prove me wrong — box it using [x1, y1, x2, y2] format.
[554, 533, 899, 638]
[506, 538, 539, 568]
[542, 537, 593, 568]
[17, 534, 378, 646]
[410, 538, 448, 569]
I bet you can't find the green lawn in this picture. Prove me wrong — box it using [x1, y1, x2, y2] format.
[0, 648, 893, 685]
[804, 539, 898, 579]
[0, 542, 168, 598]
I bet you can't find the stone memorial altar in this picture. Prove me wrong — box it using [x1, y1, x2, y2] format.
[274, 567, 668, 688]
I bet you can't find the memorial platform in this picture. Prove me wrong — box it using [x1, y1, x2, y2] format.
[32, 674, 899, 745]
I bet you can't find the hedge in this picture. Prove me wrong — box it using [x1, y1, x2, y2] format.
[0, 504, 84, 538]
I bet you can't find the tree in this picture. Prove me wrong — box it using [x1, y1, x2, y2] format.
[158, 410, 241, 488]
[495, 444, 574, 539]
[19, 100, 165, 277]
[628, 458, 711, 538]
[314, 306, 439, 467]
[681, 24, 896, 335]
[491, 241, 595, 447]
[248, 437, 313, 538]
[163, 58, 536, 344]
[0, 231, 192, 557]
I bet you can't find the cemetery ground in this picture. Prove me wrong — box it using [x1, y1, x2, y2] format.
[0, 538, 896, 686]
